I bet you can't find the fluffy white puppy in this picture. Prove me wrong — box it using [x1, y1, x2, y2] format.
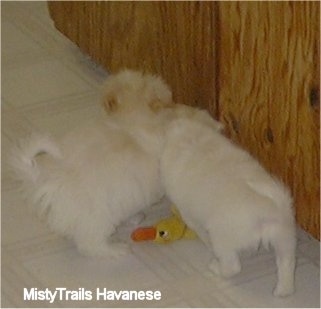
[10, 70, 173, 258]
[161, 116, 296, 297]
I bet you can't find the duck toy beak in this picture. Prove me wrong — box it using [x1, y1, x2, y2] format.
[131, 227, 157, 241]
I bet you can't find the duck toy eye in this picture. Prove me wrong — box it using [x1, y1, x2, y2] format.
[159, 230, 169, 239]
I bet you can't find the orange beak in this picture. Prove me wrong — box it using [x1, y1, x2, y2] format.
[131, 227, 157, 242]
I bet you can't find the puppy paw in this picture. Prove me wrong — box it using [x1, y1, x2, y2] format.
[208, 257, 241, 278]
[273, 283, 295, 297]
[220, 262, 241, 278]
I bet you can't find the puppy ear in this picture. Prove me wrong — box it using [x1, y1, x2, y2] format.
[102, 96, 118, 114]
[149, 100, 175, 113]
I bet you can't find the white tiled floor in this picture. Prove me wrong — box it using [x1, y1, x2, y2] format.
[1, 2, 320, 308]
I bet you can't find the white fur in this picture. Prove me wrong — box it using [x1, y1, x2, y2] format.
[10, 122, 164, 258]
[9, 69, 174, 258]
[101, 69, 173, 114]
[161, 117, 296, 297]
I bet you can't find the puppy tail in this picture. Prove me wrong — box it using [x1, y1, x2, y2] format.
[9, 132, 61, 185]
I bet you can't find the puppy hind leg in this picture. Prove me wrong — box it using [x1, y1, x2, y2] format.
[209, 250, 241, 278]
[208, 230, 241, 278]
[270, 224, 296, 297]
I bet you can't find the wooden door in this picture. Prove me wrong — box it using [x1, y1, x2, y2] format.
[48, 1, 219, 115]
[218, 2, 320, 239]
[48, 1, 320, 239]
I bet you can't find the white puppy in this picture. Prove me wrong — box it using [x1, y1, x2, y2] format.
[161, 116, 296, 297]
[9, 70, 173, 258]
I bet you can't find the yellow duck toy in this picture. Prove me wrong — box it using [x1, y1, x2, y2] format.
[131, 205, 197, 244]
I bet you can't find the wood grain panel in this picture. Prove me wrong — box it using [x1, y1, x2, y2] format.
[48, 1, 218, 115]
[218, 2, 320, 239]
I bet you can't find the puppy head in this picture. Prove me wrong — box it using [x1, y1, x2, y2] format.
[101, 69, 174, 115]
